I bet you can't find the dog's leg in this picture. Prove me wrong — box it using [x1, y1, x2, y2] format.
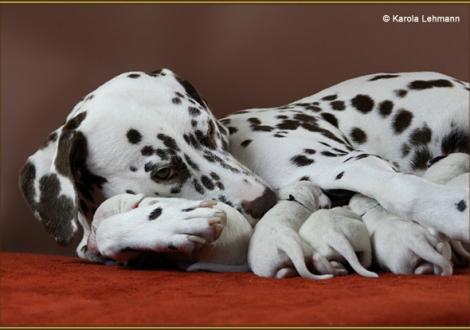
[315, 152, 469, 242]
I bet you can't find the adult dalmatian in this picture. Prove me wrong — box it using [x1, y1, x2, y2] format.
[19, 69, 469, 276]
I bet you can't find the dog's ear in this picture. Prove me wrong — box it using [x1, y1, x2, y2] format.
[19, 111, 92, 245]
[155, 68, 209, 109]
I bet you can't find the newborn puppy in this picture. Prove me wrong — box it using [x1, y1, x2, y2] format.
[299, 207, 378, 278]
[88, 194, 252, 272]
[349, 194, 453, 275]
[248, 181, 344, 280]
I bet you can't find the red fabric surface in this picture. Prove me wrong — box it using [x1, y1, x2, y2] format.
[1, 252, 469, 326]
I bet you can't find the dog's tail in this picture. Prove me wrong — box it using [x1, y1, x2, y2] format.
[278, 233, 333, 280]
[328, 232, 378, 278]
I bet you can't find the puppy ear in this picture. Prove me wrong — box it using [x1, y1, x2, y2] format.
[19, 111, 92, 245]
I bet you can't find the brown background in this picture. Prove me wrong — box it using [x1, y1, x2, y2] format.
[1, 4, 469, 256]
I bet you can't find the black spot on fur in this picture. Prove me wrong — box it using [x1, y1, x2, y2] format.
[126, 129, 142, 144]
[456, 200, 467, 212]
[392, 110, 413, 134]
[228, 127, 238, 135]
[252, 125, 274, 132]
[41, 131, 58, 149]
[148, 207, 162, 220]
[369, 74, 400, 81]
[351, 95, 374, 113]
[174, 76, 207, 107]
[335, 171, 344, 180]
[410, 124, 432, 145]
[291, 155, 314, 166]
[299, 176, 311, 181]
[201, 175, 214, 190]
[401, 143, 411, 157]
[304, 148, 316, 154]
[144, 162, 157, 172]
[276, 115, 288, 119]
[411, 147, 432, 170]
[350, 127, 367, 144]
[355, 154, 369, 160]
[184, 154, 199, 171]
[241, 139, 252, 147]
[322, 151, 340, 157]
[441, 129, 469, 154]
[210, 172, 220, 180]
[155, 149, 169, 160]
[248, 117, 261, 125]
[170, 187, 181, 194]
[182, 207, 196, 212]
[157, 134, 180, 151]
[127, 73, 140, 78]
[294, 113, 317, 123]
[321, 113, 338, 127]
[193, 179, 204, 194]
[322, 94, 337, 101]
[395, 89, 408, 98]
[378, 100, 393, 117]
[330, 101, 346, 111]
[141, 146, 154, 156]
[408, 79, 453, 90]
[277, 120, 300, 130]
[126, 190, 136, 194]
[172, 97, 182, 105]
[188, 107, 201, 116]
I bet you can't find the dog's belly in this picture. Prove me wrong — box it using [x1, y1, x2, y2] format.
[222, 71, 469, 189]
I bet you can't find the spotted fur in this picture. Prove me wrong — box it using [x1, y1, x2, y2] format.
[19, 70, 470, 264]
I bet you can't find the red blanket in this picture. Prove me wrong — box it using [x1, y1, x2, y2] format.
[1, 252, 468, 326]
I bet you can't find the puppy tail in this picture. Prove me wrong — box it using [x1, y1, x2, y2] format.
[329, 232, 378, 278]
[279, 235, 333, 280]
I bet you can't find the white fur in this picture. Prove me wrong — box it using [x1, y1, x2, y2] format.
[299, 207, 378, 278]
[248, 181, 344, 279]
[349, 153, 469, 275]
[88, 194, 252, 271]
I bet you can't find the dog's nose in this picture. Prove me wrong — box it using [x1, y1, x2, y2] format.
[242, 188, 278, 219]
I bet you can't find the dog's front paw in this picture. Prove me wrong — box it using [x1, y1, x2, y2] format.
[94, 198, 226, 260]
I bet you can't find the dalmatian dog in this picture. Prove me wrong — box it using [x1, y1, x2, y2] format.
[19, 69, 469, 276]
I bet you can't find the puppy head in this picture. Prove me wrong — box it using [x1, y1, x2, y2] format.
[19, 69, 277, 245]
[278, 181, 330, 211]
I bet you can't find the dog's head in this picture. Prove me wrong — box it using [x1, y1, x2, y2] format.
[19, 69, 277, 245]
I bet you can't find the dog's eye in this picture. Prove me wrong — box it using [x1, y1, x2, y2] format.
[152, 167, 177, 181]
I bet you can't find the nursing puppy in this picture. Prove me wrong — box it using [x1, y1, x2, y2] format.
[88, 194, 252, 272]
[349, 153, 470, 275]
[299, 207, 378, 278]
[248, 181, 347, 279]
